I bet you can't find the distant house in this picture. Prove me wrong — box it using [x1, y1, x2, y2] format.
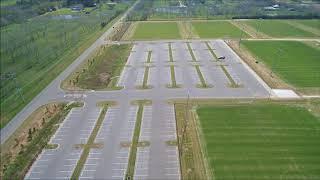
[71, 4, 83, 11]
[264, 4, 280, 11]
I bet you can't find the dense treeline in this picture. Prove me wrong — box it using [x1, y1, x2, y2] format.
[1, 0, 99, 26]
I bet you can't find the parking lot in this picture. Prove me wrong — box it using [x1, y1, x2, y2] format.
[25, 106, 101, 179]
[24, 40, 271, 179]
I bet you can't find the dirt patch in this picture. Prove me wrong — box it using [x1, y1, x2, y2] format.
[122, 22, 138, 40]
[227, 40, 290, 89]
[230, 20, 270, 39]
[178, 21, 199, 39]
[175, 103, 210, 180]
[0, 103, 63, 177]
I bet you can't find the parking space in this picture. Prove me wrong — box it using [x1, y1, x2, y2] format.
[79, 149, 101, 179]
[188, 66, 202, 86]
[165, 147, 180, 180]
[140, 105, 152, 142]
[172, 42, 190, 62]
[190, 41, 211, 62]
[135, 68, 145, 87]
[198, 66, 213, 87]
[133, 105, 152, 179]
[117, 66, 130, 88]
[224, 65, 242, 86]
[25, 106, 102, 179]
[76, 108, 101, 144]
[206, 41, 223, 60]
[174, 66, 183, 86]
[134, 147, 150, 180]
[148, 67, 156, 88]
[95, 107, 119, 143]
[161, 105, 177, 142]
[207, 65, 230, 87]
[112, 105, 138, 179]
[50, 108, 83, 144]
[162, 67, 171, 87]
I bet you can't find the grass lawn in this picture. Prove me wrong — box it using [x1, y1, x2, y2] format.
[192, 21, 250, 38]
[242, 40, 320, 88]
[245, 20, 317, 38]
[197, 103, 320, 180]
[292, 19, 320, 30]
[131, 22, 181, 39]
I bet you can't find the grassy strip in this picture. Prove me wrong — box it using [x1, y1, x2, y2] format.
[195, 66, 208, 88]
[220, 65, 239, 88]
[125, 104, 144, 179]
[71, 105, 109, 179]
[187, 42, 197, 61]
[170, 65, 177, 87]
[175, 103, 209, 180]
[205, 42, 219, 61]
[169, 43, 174, 62]
[2, 102, 82, 179]
[147, 51, 152, 63]
[142, 67, 150, 89]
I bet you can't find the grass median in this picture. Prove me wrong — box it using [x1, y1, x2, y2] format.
[125, 104, 144, 179]
[62, 44, 132, 90]
[71, 104, 110, 179]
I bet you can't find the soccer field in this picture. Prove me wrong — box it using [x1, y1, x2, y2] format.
[197, 103, 320, 179]
[242, 40, 320, 88]
[244, 20, 318, 38]
[131, 22, 181, 39]
[192, 21, 250, 38]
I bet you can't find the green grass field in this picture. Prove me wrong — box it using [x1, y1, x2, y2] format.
[245, 20, 317, 37]
[197, 103, 320, 180]
[242, 40, 320, 88]
[192, 21, 250, 38]
[292, 19, 320, 30]
[131, 22, 181, 39]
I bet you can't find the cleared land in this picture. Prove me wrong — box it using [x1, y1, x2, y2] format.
[197, 102, 320, 179]
[62, 44, 132, 90]
[242, 40, 320, 88]
[244, 20, 318, 38]
[192, 21, 250, 38]
[130, 22, 181, 39]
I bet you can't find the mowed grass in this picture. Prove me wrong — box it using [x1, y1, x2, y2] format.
[197, 104, 320, 180]
[192, 21, 250, 38]
[293, 19, 320, 30]
[131, 22, 181, 39]
[245, 20, 317, 37]
[242, 40, 320, 87]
